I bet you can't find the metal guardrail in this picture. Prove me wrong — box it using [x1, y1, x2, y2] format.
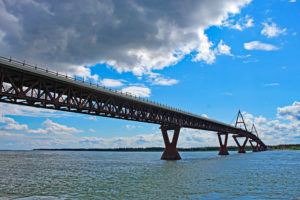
[0, 56, 205, 121]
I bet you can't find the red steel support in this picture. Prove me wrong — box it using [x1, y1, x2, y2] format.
[235, 110, 248, 131]
[259, 145, 265, 151]
[161, 125, 181, 160]
[233, 110, 248, 153]
[249, 140, 259, 152]
[232, 135, 248, 153]
[250, 124, 261, 152]
[217, 132, 229, 155]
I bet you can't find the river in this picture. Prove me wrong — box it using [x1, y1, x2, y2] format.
[0, 150, 299, 199]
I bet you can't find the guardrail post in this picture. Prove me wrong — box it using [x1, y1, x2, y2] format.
[160, 125, 181, 160]
[217, 132, 229, 155]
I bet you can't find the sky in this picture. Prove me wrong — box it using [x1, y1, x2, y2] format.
[0, 0, 299, 150]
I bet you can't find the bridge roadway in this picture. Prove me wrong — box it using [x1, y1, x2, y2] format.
[0, 57, 267, 159]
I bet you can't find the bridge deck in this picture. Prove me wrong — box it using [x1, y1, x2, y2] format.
[0, 57, 266, 148]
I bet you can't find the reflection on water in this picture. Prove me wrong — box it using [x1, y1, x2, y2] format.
[0, 151, 299, 199]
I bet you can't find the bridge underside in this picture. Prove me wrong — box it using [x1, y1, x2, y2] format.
[0, 58, 267, 160]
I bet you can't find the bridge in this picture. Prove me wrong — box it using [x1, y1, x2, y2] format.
[0, 56, 267, 160]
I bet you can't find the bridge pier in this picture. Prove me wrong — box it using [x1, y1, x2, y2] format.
[217, 132, 229, 155]
[160, 125, 181, 160]
[232, 135, 248, 153]
[259, 145, 266, 151]
[249, 140, 259, 152]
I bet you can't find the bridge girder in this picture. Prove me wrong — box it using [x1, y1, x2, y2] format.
[0, 57, 267, 152]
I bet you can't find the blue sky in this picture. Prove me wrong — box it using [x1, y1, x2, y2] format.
[0, 0, 299, 149]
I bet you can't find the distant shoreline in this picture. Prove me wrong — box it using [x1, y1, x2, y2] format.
[33, 144, 300, 152]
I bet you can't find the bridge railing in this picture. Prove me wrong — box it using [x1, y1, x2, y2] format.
[0, 56, 200, 119]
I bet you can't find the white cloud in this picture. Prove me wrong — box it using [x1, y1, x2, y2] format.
[0, 103, 70, 118]
[100, 78, 125, 87]
[0, 122, 28, 132]
[241, 103, 300, 145]
[0, 0, 252, 77]
[146, 72, 179, 86]
[125, 125, 136, 130]
[201, 114, 209, 118]
[76, 128, 223, 148]
[0, 116, 29, 132]
[244, 41, 279, 51]
[41, 119, 82, 135]
[261, 22, 287, 38]
[223, 15, 254, 30]
[84, 116, 97, 121]
[1, 102, 300, 149]
[254, 115, 267, 125]
[290, 0, 296, 3]
[264, 83, 280, 87]
[121, 86, 151, 98]
[151, 77, 179, 86]
[215, 40, 233, 56]
[89, 128, 96, 133]
[277, 101, 300, 121]
[0, 117, 82, 136]
[0, 116, 15, 124]
[192, 30, 216, 64]
[27, 128, 47, 135]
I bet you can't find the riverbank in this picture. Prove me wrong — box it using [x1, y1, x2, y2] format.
[34, 144, 300, 152]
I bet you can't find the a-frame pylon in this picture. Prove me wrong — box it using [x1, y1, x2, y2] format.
[249, 124, 260, 152]
[232, 110, 249, 153]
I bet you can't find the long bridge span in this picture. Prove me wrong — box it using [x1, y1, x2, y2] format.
[0, 56, 267, 160]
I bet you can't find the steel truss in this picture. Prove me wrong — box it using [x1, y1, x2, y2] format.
[0, 57, 267, 157]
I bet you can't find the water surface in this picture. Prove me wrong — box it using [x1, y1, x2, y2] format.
[0, 150, 299, 199]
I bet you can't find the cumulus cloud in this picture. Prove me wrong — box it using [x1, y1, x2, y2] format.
[0, 116, 82, 136]
[121, 86, 151, 97]
[1, 102, 300, 149]
[100, 78, 125, 87]
[277, 102, 300, 121]
[0, 116, 29, 132]
[244, 41, 279, 51]
[241, 103, 300, 145]
[0, 0, 252, 77]
[223, 14, 254, 30]
[0, 121, 28, 132]
[215, 40, 233, 56]
[261, 21, 287, 38]
[42, 119, 82, 135]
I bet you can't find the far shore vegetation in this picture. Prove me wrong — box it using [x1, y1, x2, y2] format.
[33, 144, 300, 152]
